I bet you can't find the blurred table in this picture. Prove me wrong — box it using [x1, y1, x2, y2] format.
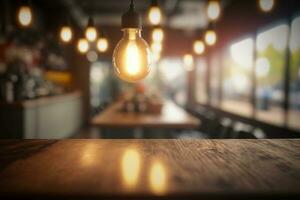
[0, 139, 300, 199]
[91, 100, 200, 129]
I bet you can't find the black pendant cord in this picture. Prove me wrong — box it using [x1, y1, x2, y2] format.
[87, 16, 94, 27]
[151, 0, 158, 6]
[121, 0, 141, 29]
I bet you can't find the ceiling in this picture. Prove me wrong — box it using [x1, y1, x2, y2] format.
[61, 0, 221, 31]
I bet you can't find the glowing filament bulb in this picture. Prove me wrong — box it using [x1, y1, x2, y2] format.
[193, 40, 205, 55]
[183, 54, 194, 71]
[113, 29, 152, 82]
[151, 42, 162, 53]
[148, 6, 162, 25]
[60, 26, 72, 43]
[77, 38, 89, 53]
[97, 38, 109, 52]
[206, 0, 221, 21]
[258, 0, 275, 12]
[125, 42, 140, 75]
[152, 27, 164, 42]
[85, 27, 97, 42]
[18, 6, 32, 27]
[205, 30, 217, 46]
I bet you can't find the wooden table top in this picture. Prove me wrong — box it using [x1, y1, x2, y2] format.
[91, 101, 200, 129]
[0, 139, 300, 199]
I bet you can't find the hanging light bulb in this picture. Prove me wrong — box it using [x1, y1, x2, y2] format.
[148, 0, 162, 25]
[77, 38, 89, 54]
[206, 0, 221, 21]
[152, 26, 164, 43]
[59, 26, 73, 43]
[258, 0, 275, 13]
[85, 17, 97, 42]
[112, 0, 152, 82]
[204, 24, 217, 46]
[17, 5, 32, 27]
[97, 37, 109, 52]
[183, 54, 194, 71]
[205, 30, 217, 46]
[153, 52, 161, 62]
[97, 31, 109, 52]
[193, 40, 205, 55]
[151, 42, 162, 53]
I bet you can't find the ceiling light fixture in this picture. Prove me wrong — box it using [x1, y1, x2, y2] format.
[193, 40, 205, 55]
[204, 23, 217, 46]
[85, 17, 98, 42]
[148, 0, 162, 25]
[17, 4, 33, 27]
[77, 38, 89, 54]
[152, 26, 164, 43]
[112, 0, 152, 82]
[258, 0, 275, 13]
[59, 21, 73, 43]
[206, 0, 221, 21]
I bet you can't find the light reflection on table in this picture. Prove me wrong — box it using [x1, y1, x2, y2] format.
[149, 160, 167, 194]
[121, 148, 141, 189]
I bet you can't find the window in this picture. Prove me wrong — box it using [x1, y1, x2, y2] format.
[288, 16, 300, 130]
[222, 37, 254, 116]
[195, 58, 208, 104]
[158, 58, 188, 106]
[255, 23, 289, 126]
[90, 61, 113, 110]
[210, 52, 221, 107]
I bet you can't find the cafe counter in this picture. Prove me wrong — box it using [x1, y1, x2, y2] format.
[0, 91, 82, 139]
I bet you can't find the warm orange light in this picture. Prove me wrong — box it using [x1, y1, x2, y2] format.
[148, 6, 162, 25]
[121, 149, 141, 188]
[183, 54, 194, 71]
[258, 0, 275, 13]
[85, 27, 98, 42]
[149, 161, 167, 194]
[206, 0, 221, 21]
[97, 38, 109, 52]
[112, 29, 152, 82]
[77, 38, 89, 53]
[204, 30, 217, 46]
[193, 40, 205, 55]
[151, 42, 162, 53]
[59, 26, 73, 43]
[17, 6, 32, 27]
[152, 27, 164, 42]
[153, 52, 161, 62]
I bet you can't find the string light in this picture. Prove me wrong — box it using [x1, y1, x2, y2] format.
[152, 27, 164, 43]
[206, 0, 221, 21]
[151, 42, 162, 53]
[17, 5, 32, 27]
[148, 0, 162, 25]
[97, 37, 109, 52]
[258, 0, 275, 13]
[77, 38, 89, 53]
[183, 54, 194, 71]
[59, 26, 73, 43]
[204, 24, 217, 46]
[193, 40, 205, 55]
[85, 17, 97, 42]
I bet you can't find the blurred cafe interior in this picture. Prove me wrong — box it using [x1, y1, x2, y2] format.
[0, 0, 300, 199]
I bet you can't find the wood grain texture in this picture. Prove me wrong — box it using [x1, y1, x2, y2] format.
[91, 101, 200, 129]
[0, 139, 299, 200]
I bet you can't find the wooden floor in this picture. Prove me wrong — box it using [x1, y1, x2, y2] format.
[0, 139, 300, 199]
